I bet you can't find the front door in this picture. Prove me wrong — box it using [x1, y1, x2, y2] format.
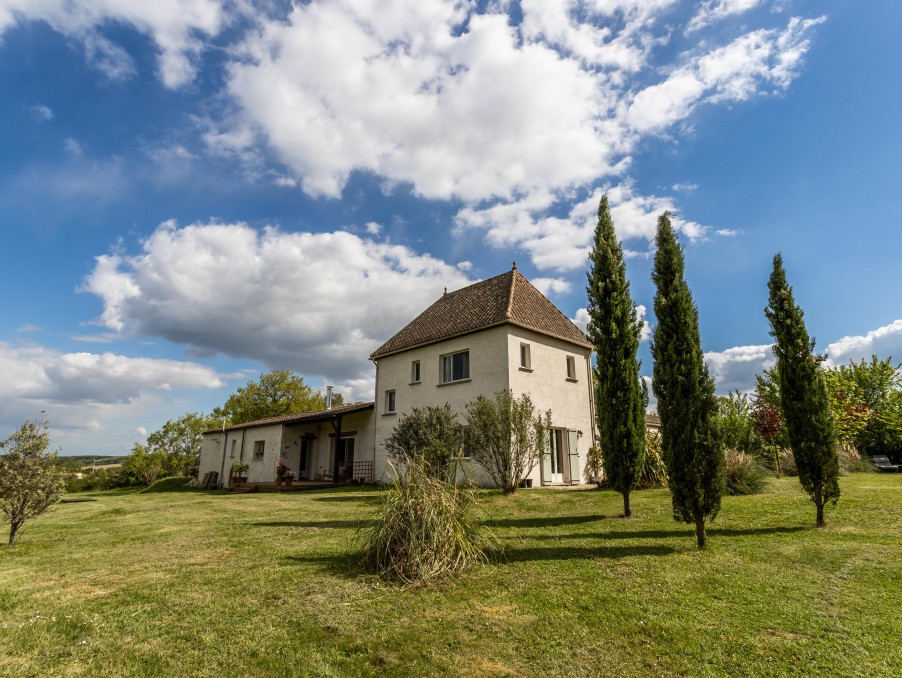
[335, 436, 355, 475]
[550, 429, 566, 484]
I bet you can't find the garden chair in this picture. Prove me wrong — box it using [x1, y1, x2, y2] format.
[872, 455, 899, 472]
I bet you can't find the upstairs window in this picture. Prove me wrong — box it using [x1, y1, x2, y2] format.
[566, 356, 577, 380]
[441, 350, 469, 384]
[385, 389, 396, 413]
[411, 360, 421, 384]
[520, 343, 531, 369]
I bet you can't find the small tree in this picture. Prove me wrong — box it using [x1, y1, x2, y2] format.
[384, 405, 462, 480]
[146, 412, 217, 476]
[650, 212, 724, 549]
[212, 369, 343, 425]
[465, 390, 551, 494]
[586, 195, 646, 517]
[0, 414, 66, 546]
[717, 391, 758, 455]
[765, 253, 839, 527]
[751, 394, 783, 477]
[120, 443, 167, 487]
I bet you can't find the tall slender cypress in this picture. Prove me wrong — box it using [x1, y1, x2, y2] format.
[765, 254, 839, 527]
[586, 196, 646, 517]
[650, 212, 724, 549]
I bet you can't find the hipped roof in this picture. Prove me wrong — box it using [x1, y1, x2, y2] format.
[370, 267, 592, 359]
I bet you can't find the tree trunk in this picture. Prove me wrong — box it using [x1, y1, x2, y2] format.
[694, 515, 707, 549]
[773, 443, 781, 478]
[816, 501, 825, 528]
[622, 491, 632, 517]
[8, 521, 21, 546]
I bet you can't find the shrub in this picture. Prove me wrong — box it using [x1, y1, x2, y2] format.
[723, 449, 769, 496]
[778, 449, 798, 477]
[384, 405, 462, 480]
[837, 445, 875, 474]
[638, 430, 668, 489]
[359, 461, 494, 586]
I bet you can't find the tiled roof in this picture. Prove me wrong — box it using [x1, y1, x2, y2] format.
[370, 268, 592, 359]
[204, 402, 375, 434]
[645, 414, 661, 429]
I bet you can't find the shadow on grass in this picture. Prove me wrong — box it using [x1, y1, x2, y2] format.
[549, 526, 808, 540]
[251, 519, 371, 529]
[501, 544, 678, 562]
[285, 553, 365, 580]
[484, 514, 607, 529]
[313, 495, 382, 504]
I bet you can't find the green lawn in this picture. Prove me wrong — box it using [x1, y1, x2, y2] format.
[2, 475, 901, 677]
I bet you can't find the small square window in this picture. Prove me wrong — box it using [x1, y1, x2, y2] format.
[520, 343, 531, 369]
[385, 389, 396, 413]
[411, 360, 421, 383]
[566, 356, 577, 380]
[253, 440, 265, 459]
[441, 350, 469, 383]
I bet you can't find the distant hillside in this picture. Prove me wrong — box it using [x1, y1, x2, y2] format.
[55, 455, 127, 471]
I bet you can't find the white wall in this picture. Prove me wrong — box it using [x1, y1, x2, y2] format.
[372, 325, 595, 486]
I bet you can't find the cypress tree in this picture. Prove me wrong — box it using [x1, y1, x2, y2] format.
[586, 195, 646, 517]
[765, 254, 839, 527]
[650, 212, 724, 549]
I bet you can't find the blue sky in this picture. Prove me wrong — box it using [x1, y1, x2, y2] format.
[1, 0, 899, 456]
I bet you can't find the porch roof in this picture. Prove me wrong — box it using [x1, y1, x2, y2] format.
[205, 402, 375, 434]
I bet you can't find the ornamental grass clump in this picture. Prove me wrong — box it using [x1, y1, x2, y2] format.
[723, 449, 769, 496]
[360, 461, 494, 587]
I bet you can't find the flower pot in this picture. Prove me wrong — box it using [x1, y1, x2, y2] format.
[519, 478, 533, 489]
[285, 479, 293, 487]
[274, 477, 282, 487]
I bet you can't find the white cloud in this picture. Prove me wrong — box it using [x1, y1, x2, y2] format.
[532, 277, 572, 296]
[15, 323, 40, 333]
[671, 182, 698, 192]
[715, 228, 740, 237]
[80, 220, 473, 396]
[687, 0, 765, 33]
[0, 340, 223, 450]
[365, 222, 382, 236]
[135, 426, 147, 436]
[455, 182, 709, 272]
[704, 343, 775, 394]
[27, 103, 53, 122]
[64, 138, 83, 158]
[825, 319, 902, 367]
[0, 0, 228, 88]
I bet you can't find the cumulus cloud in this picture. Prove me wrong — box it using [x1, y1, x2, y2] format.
[825, 319, 902, 367]
[0, 340, 223, 450]
[0, 0, 228, 87]
[532, 278, 572, 296]
[80, 220, 473, 394]
[455, 182, 709, 272]
[704, 343, 775, 394]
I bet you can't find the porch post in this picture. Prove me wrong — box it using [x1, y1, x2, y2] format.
[331, 414, 343, 483]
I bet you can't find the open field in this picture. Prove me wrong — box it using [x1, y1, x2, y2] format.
[2, 475, 901, 677]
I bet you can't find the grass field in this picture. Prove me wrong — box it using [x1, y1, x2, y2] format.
[1, 475, 901, 677]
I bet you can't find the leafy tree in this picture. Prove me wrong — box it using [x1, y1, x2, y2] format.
[765, 254, 839, 527]
[0, 414, 66, 546]
[650, 212, 724, 549]
[120, 443, 168, 487]
[751, 390, 784, 477]
[464, 390, 551, 495]
[385, 405, 463, 480]
[213, 369, 343, 425]
[586, 195, 646, 517]
[146, 412, 217, 476]
[831, 356, 902, 460]
[821, 367, 869, 450]
[717, 391, 758, 455]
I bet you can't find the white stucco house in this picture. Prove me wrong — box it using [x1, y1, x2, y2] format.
[198, 265, 597, 488]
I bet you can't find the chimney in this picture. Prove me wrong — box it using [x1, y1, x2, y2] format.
[325, 385, 333, 410]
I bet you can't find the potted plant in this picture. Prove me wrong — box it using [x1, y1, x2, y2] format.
[275, 459, 289, 487]
[230, 461, 249, 486]
[283, 470, 296, 487]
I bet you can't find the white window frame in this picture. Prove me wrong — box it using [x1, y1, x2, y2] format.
[253, 440, 265, 459]
[440, 350, 470, 384]
[385, 389, 396, 413]
[520, 343, 531, 370]
[566, 355, 577, 380]
[411, 360, 421, 384]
